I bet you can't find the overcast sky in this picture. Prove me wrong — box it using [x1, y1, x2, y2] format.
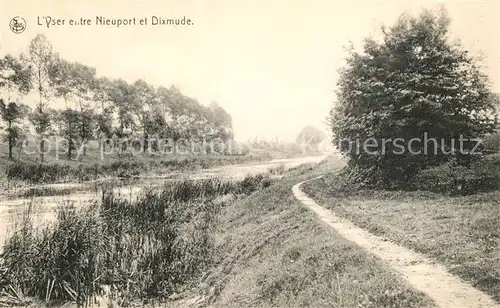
[1, 0, 499, 141]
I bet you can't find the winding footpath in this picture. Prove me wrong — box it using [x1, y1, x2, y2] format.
[292, 177, 499, 308]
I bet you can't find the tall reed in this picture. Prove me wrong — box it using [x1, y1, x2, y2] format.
[0, 174, 272, 306]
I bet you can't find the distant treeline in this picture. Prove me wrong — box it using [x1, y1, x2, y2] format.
[0, 34, 233, 161]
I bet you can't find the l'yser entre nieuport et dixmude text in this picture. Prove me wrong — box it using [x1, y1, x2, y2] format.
[37, 15, 193, 28]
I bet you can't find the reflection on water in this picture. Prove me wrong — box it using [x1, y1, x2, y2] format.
[0, 155, 325, 248]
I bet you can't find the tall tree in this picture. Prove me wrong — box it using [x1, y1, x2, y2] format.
[0, 100, 30, 159]
[78, 109, 95, 157]
[71, 62, 97, 157]
[330, 10, 498, 188]
[94, 77, 115, 153]
[54, 108, 80, 159]
[209, 101, 233, 141]
[50, 58, 77, 159]
[23, 34, 59, 163]
[1, 55, 32, 93]
[109, 79, 135, 139]
[132, 79, 156, 152]
[296, 125, 327, 152]
[0, 55, 32, 159]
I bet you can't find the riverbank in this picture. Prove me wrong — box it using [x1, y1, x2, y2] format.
[0, 156, 435, 307]
[175, 159, 434, 307]
[1, 154, 270, 185]
[0, 175, 274, 307]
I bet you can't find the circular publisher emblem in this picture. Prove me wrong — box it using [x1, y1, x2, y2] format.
[10, 16, 26, 34]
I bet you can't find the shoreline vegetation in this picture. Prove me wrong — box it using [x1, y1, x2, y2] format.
[1, 157, 291, 200]
[0, 129, 326, 186]
[0, 174, 274, 307]
[0, 161, 436, 308]
[3, 153, 271, 185]
[0, 147, 324, 196]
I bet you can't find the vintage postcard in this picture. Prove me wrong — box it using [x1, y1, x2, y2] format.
[0, 1, 499, 307]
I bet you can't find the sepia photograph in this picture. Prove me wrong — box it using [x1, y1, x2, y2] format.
[0, 1, 499, 307]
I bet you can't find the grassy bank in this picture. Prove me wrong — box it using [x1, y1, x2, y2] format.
[188, 162, 434, 307]
[0, 136, 317, 186]
[302, 173, 500, 303]
[0, 175, 272, 307]
[2, 153, 272, 186]
[6, 185, 84, 199]
[0, 159, 435, 307]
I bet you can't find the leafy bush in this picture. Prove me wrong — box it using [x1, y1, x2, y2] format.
[485, 153, 500, 167]
[331, 162, 415, 191]
[413, 160, 500, 195]
[238, 174, 272, 194]
[482, 132, 500, 154]
[268, 164, 286, 175]
[329, 11, 498, 188]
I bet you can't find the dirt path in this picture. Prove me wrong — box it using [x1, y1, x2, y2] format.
[292, 177, 500, 308]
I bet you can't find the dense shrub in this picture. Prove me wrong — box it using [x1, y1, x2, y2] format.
[267, 164, 286, 175]
[483, 132, 500, 154]
[485, 153, 500, 167]
[413, 160, 500, 195]
[327, 157, 500, 196]
[329, 11, 498, 188]
[331, 163, 416, 191]
[238, 174, 272, 194]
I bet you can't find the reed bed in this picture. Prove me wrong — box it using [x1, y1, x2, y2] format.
[5, 155, 270, 184]
[0, 174, 272, 306]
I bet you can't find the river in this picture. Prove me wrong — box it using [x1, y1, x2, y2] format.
[0, 155, 326, 247]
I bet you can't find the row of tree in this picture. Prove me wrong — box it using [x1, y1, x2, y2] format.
[0, 34, 233, 161]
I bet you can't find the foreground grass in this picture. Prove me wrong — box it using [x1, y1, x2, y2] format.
[191, 162, 434, 307]
[0, 158, 436, 307]
[303, 173, 500, 303]
[0, 175, 272, 307]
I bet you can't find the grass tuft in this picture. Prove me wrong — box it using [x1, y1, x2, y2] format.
[0, 174, 272, 306]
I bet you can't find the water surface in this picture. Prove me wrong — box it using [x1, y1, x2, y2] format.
[0, 155, 326, 246]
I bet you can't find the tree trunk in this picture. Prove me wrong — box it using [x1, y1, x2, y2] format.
[80, 122, 86, 157]
[143, 131, 149, 153]
[38, 71, 44, 163]
[8, 136, 13, 160]
[7, 121, 13, 159]
[68, 138, 73, 160]
[40, 138, 45, 163]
